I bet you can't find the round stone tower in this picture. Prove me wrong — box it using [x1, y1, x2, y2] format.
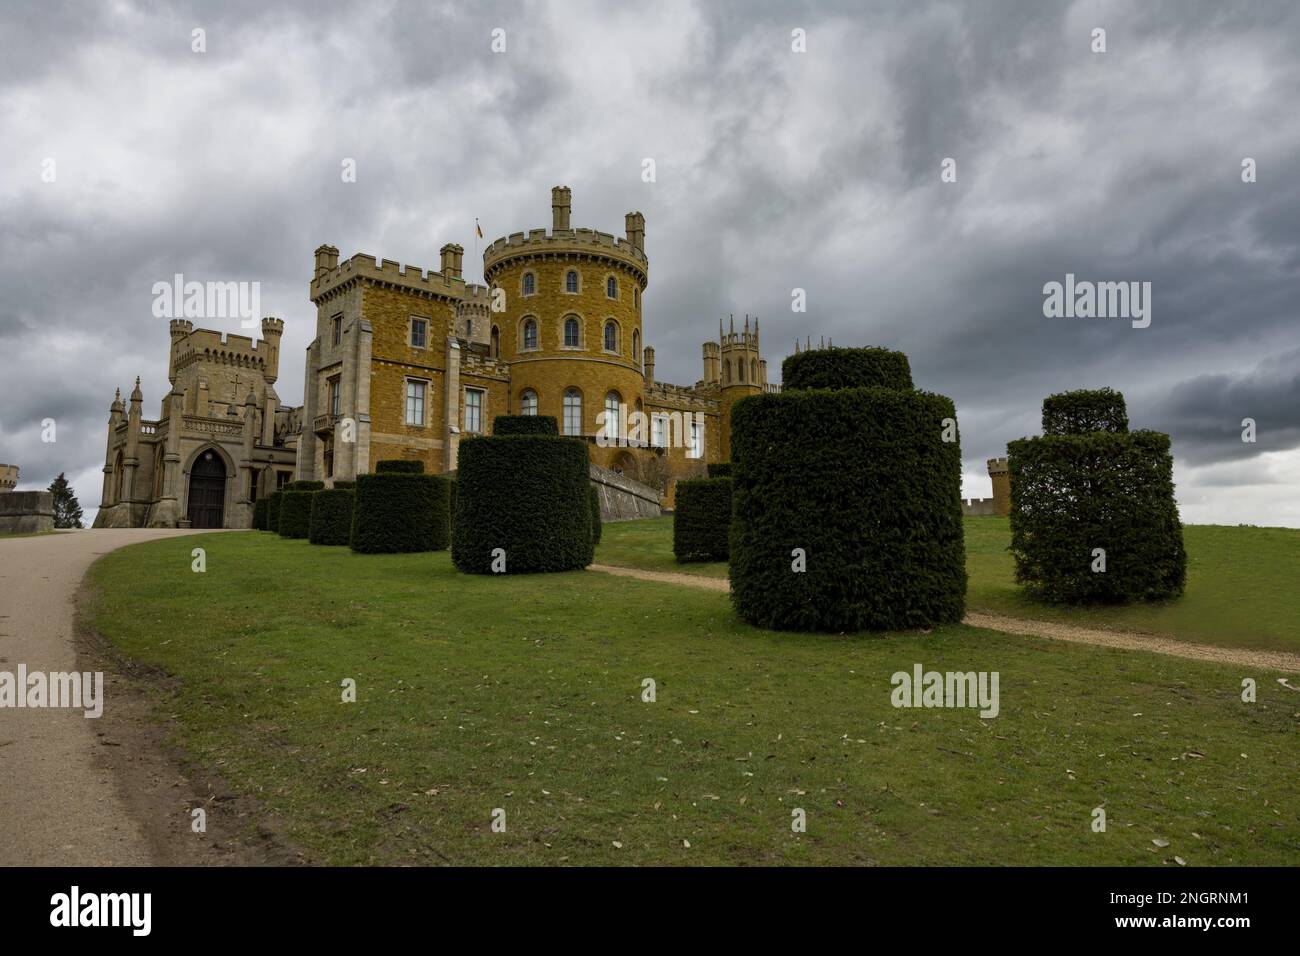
[482, 187, 648, 466]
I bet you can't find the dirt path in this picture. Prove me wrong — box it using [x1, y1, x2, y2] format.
[0, 528, 225, 865]
[589, 563, 1300, 673]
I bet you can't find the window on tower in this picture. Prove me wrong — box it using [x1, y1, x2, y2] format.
[604, 321, 617, 352]
[563, 389, 582, 436]
[523, 318, 538, 350]
[520, 389, 538, 416]
[564, 316, 580, 347]
[522, 272, 536, 296]
[565, 270, 579, 293]
[606, 276, 617, 299]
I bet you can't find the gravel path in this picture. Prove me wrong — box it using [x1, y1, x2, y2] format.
[588, 563, 1300, 673]
[0, 528, 224, 865]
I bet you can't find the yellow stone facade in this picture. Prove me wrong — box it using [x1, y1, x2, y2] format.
[296, 187, 773, 510]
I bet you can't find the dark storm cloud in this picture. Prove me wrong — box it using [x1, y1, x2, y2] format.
[1, 0, 1298, 523]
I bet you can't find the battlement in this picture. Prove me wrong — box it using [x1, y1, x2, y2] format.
[482, 226, 649, 278]
[0, 463, 18, 492]
[646, 380, 718, 412]
[987, 456, 1009, 475]
[311, 252, 474, 303]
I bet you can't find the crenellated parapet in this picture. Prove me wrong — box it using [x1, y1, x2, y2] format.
[483, 228, 648, 287]
[310, 252, 478, 305]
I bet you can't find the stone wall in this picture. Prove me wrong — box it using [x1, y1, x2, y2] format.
[590, 463, 661, 521]
[961, 497, 998, 517]
[0, 491, 54, 533]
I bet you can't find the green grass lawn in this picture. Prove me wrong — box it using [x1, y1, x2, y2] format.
[85, 532, 1299, 866]
[598, 517, 1300, 653]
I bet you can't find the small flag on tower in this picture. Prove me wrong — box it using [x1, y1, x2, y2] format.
[475, 219, 483, 239]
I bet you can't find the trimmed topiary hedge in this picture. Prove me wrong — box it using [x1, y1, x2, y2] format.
[706, 462, 733, 478]
[252, 497, 269, 531]
[782, 346, 914, 391]
[1009, 389, 1185, 604]
[729, 346, 965, 632]
[1042, 387, 1128, 436]
[590, 485, 602, 546]
[278, 480, 324, 538]
[309, 488, 355, 546]
[265, 491, 283, 533]
[673, 477, 731, 562]
[494, 414, 559, 436]
[350, 472, 450, 553]
[453, 434, 593, 574]
[376, 459, 425, 474]
[332, 480, 356, 490]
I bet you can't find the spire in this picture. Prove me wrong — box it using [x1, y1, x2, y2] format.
[130, 376, 143, 403]
[729, 314, 735, 335]
[111, 387, 124, 413]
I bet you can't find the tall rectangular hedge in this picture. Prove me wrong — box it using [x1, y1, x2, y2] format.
[729, 387, 966, 631]
[309, 488, 355, 546]
[1008, 430, 1186, 603]
[265, 491, 283, 533]
[589, 485, 602, 545]
[453, 435, 593, 573]
[350, 473, 450, 553]
[252, 497, 269, 531]
[673, 477, 731, 562]
[277, 481, 325, 538]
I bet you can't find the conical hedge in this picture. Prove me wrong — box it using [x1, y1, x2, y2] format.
[729, 346, 966, 632]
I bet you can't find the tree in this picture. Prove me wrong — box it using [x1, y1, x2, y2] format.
[48, 472, 84, 528]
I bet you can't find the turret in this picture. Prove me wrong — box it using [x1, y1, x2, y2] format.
[261, 317, 284, 385]
[644, 345, 656, 387]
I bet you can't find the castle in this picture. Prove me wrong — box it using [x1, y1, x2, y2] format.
[92, 319, 300, 528]
[295, 187, 773, 505]
[92, 187, 773, 528]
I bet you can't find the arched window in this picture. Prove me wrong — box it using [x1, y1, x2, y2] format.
[604, 321, 617, 352]
[520, 389, 538, 416]
[604, 392, 622, 441]
[634, 288, 640, 309]
[723, 360, 731, 384]
[739, 360, 746, 382]
[564, 316, 580, 347]
[752, 358, 758, 382]
[523, 318, 538, 350]
[490, 325, 500, 358]
[563, 389, 582, 436]
[606, 276, 617, 299]
[565, 270, 579, 293]
[632, 330, 640, 366]
[522, 272, 536, 296]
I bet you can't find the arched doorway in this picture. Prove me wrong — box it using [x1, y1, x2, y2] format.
[187, 449, 226, 528]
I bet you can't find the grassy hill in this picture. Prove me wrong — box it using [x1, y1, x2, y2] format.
[83, 531, 1299, 866]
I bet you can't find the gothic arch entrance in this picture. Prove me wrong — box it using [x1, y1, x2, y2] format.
[187, 449, 226, 528]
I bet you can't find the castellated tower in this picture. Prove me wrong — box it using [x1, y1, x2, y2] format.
[714, 314, 766, 460]
[987, 456, 1010, 516]
[482, 186, 649, 472]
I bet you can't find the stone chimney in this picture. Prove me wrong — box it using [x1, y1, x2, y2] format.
[551, 186, 572, 232]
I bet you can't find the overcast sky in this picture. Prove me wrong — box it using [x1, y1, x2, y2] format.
[2, 0, 1297, 526]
